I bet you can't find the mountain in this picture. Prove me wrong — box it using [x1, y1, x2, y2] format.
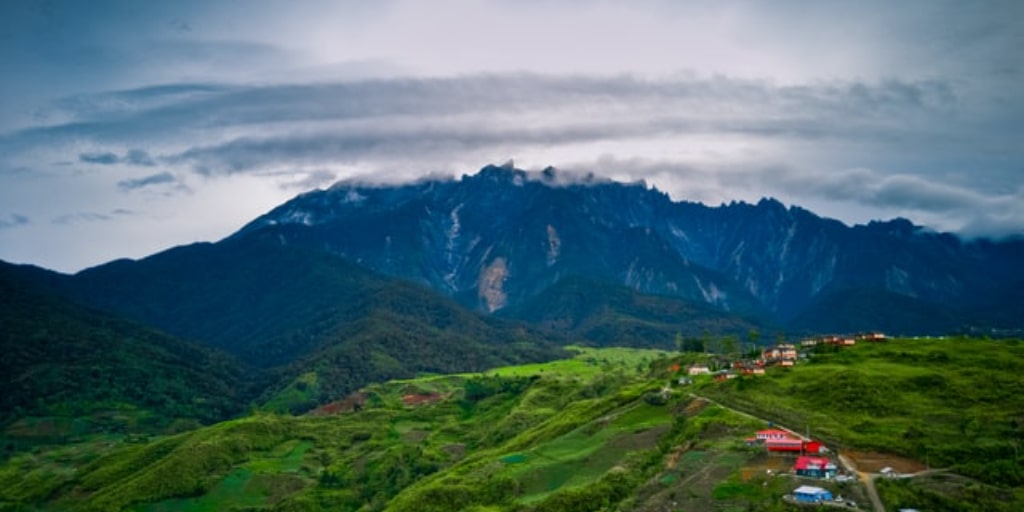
[35, 233, 563, 411]
[500, 276, 762, 348]
[787, 287, 969, 335]
[234, 164, 1024, 333]
[0, 261, 248, 431]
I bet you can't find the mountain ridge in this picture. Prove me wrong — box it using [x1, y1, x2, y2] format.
[235, 164, 1024, 333]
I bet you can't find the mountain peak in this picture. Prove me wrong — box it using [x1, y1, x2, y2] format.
[230, 163, 1024, 332]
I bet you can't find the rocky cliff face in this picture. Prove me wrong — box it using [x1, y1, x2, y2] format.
[234, 164, 1024, 330]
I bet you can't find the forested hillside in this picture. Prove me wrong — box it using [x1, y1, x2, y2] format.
[0, 262, 249, 433]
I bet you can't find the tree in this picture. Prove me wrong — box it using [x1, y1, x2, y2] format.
[680, 336, 704, 353]
[722, 335, 737, 356]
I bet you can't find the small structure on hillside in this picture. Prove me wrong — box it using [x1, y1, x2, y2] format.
[762, 344, 798, 361]
[793, 485, 833, 503]
[747, 429, 825, 453]
[755, 429, 792, 441]
[688, 364, 711, 376]
[713, 370, 737, 382]
[794, 456, 838, 479]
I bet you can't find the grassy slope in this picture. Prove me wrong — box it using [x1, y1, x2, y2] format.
[3, 340, 1023, 512]
[698, 337, 1024, 487]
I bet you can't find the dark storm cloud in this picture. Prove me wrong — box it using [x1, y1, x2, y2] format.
[9, 74, 978, 175]
[5, 71, 1019, 238]
[117, 172, 177, 191]
[7, 74, 964, 149]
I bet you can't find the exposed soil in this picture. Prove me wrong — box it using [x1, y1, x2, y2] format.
[401, 392, 445, 407]
[843, 450, 927, 474]
[308, 392, 367, 416]
[738, 452, 795, 481]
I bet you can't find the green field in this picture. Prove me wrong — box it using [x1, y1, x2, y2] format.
[699, 337, 1024, 489]
[2, 340, 1022, 511]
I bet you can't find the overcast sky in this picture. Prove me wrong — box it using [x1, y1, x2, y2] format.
[1, 0, 1022, 272]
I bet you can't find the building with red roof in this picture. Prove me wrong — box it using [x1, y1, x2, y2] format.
[794, 456, 838, 478]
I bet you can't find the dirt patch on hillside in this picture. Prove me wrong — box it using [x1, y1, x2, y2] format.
[401, 393, 445, 407]
[844, 450, 927, 473]
[308, 392, 367, 416]
[678, 398, 711, 417]
[738, 453, 795, 481]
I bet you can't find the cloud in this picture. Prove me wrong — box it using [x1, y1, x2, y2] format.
[79, 149, 156, 166]
[52, 212, 110, 225]
[50, 209, 135, 225]
[0, 214, 29, 229]
[79, 152, 120, 165]
[3, 70, 1017, 238]
[125, 149, 156, 166]
[279, 170, 338, 190]
[117, 172, 177, 191]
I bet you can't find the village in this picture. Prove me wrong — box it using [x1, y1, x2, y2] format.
[677, 332, 888, 384]
[673, 332, 892, 510]
[745, 426, 857, 508]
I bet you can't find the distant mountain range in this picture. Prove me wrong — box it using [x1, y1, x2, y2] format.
[235, 163, 1024, 335]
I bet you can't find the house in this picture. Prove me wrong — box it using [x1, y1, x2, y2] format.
[688, 365, 711, 376]
[677, 377, 693, 385]
[794, 456, 838, 478]
[762, 344, 797, 360]
[821, 335, 855, 346]
[755, 429, 792, 441]
[793, 485, 833, 503]
[800, 338, 820, 347]
[766, 438, 805, 452]
[802, 440, 825, 454]
[713, 371, 737, 382]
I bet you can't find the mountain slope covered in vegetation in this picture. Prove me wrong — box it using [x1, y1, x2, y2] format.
[0, 261, 249, 434]
[2, 339, 1021, 512]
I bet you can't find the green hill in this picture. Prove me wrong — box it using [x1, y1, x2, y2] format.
[3, 340, 1021, 511]
[0, 261, 249, 441]
[701, 337, 1024, 488]
[14, 234, 564, 414]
